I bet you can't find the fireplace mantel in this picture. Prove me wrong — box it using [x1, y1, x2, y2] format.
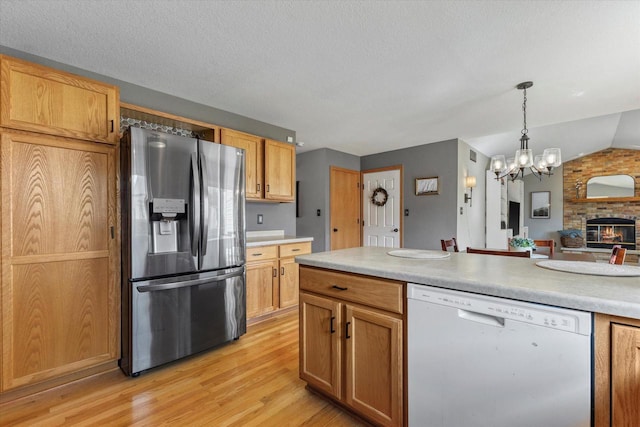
[571, 197, 640, 203]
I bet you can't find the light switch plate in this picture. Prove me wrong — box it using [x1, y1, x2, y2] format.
[257, 214, 263, 224]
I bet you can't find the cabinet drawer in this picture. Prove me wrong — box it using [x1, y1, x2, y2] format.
[280, 241, 312, 258]
[300, 266, 404, 314]
[247, 245, 278, 262]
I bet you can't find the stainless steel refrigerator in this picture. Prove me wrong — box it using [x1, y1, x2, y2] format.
[120, 127, 246, 376]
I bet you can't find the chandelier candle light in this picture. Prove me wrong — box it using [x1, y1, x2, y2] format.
[490, 82, 561, 181]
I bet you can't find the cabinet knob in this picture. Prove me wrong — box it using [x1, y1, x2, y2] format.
[333, 228, 338, 232]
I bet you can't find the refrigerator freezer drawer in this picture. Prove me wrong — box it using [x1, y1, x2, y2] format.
[120, 267, 246, 376]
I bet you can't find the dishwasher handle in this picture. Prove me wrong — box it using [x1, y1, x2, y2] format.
[457, 309, 505, 328]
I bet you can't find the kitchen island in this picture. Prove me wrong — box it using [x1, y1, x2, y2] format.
[295, 246, 640, 427]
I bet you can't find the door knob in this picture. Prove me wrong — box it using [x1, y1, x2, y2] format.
[392, 228, 399, 232]
[333, 228, 338, 232]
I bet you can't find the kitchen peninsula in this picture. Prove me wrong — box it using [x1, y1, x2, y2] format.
[295, 246, 640, 427]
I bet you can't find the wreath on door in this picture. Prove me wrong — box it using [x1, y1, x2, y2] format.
[371, 187, 388, 207]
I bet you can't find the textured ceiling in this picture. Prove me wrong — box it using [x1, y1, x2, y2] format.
[0, 0, 638, 158]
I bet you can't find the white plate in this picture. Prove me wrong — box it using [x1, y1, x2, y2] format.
[387, 249, 451, 259]
[536, 260, 640, 277]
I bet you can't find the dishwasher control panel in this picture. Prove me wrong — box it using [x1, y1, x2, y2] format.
[408, 283, 591, 335]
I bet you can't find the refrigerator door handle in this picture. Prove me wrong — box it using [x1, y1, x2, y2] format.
[136, 269, 244, 292]
[200, 152, 210, 256]
[190, 153, 201, 257]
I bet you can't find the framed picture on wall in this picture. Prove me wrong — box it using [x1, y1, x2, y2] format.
[531, 191, 550, 218]
[415, 177, 439, 196]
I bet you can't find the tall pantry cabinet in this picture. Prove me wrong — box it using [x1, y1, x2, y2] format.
[0, 55, 120, 395]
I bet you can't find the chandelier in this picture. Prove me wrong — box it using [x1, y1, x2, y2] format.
[490, 82, 561, 181]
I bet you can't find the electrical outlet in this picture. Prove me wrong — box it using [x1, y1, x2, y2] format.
[257, 214, 263, 224]
[460, 207, 464, 215]
[287, 136, 294, 143]
[316, 209, 321, 216]
[404, 209, 409, 216]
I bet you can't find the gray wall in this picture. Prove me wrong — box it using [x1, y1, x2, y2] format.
[296, 148, 360, 253]
[523, 165, 564, 248]
[1, 45, 298, 233]
[361, 139, 459, 250]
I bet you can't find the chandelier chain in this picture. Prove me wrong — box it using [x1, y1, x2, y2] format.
[521, 87, 528, 136]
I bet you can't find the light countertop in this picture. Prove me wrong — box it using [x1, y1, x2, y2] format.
[295, 246, 640, 319]
[246, 230, 313, 248]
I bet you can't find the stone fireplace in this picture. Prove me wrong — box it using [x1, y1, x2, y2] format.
[563, 148, 640, 254]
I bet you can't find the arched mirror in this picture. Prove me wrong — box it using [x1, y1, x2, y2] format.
[586, 174, 635, 198]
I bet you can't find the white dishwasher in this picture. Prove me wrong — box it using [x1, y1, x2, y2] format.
[408, 283, 592, 427]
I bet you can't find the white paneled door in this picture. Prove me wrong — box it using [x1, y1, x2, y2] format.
[362, 168, 402, 248]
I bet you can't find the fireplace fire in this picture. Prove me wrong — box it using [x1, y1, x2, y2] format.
[586, 218, 636, 250]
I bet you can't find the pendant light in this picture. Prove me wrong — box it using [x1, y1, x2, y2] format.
[490, 82, 561, 181]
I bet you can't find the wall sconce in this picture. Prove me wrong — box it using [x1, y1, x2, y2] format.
[464, 176, 476, 207]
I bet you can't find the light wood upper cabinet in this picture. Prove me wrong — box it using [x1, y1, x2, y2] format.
[264, 138, 295, 201]
[1, 131, 119, 391]
[0, 55, 119, 144]
[220, 129, 295, 202]
[220, 128, 263, 199]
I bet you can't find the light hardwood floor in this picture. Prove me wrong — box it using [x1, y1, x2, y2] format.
[0, 311, 366, 426]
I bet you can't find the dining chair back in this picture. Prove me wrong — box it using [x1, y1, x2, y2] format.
[466, 247, 531, 258]
[441, 238, 459, 252]
[533, 239, 555, 256]
[609, 245, 627, 265]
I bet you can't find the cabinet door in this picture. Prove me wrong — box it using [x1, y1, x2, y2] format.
[1, 132, 119, 391]
[345, 305, 403, 427]
[299, 292, 342, 400]
[611, 323, 640, 425]
[0, 56, 119, 144]
[279, 257, 299, 309]
[220, 128, 263, 200]
[264, 139, 295, 202]
[246, 259, 278, 319]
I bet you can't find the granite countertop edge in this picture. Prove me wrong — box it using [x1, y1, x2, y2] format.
[295, 247, 640, 319]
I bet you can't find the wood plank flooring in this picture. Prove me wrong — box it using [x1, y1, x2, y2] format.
[0, 311, 366, 426]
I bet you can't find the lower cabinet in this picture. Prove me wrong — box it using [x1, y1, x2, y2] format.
[594, 313, 640, 426]
[246, 241, 311, 321]
[246, 257, 278, 318]
[299, 266, 404, 427]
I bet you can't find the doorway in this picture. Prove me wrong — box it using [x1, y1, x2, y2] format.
[361, 166, 403, 248]
[330, 166, 361, 250]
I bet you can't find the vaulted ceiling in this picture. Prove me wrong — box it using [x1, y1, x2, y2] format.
[1, 0, 638, 159]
